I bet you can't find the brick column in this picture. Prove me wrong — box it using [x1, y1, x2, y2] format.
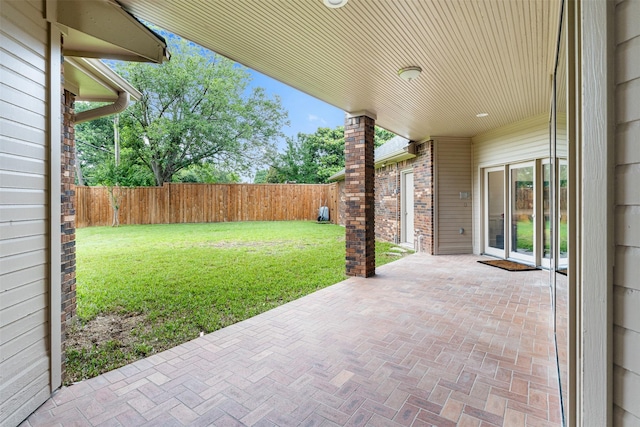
[61, 88, 77, 378]
[344, 114, 375, 277]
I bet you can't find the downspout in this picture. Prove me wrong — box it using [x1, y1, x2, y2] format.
[75, 91, 130, 124]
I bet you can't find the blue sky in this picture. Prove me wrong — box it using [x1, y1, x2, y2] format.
[245, 69, 345, 150]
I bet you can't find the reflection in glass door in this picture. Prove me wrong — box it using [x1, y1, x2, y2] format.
[485, 168, 505, 257]
[558, 162, 568, 269]
[543, 162, 552, 267]
[509, 164, 535, 263]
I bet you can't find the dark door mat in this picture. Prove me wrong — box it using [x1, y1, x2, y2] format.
[557, 268, 567, 276]
[478, 259, 539, 272]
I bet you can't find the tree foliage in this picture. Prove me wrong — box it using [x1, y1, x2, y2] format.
[75, 103, 155, 187]
[261, 126, 396, 183]
[115, 37, 289, 186]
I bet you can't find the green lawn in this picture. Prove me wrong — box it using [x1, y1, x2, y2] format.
[66, 221, 408, 383]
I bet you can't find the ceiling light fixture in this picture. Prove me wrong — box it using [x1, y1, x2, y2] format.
[476, 112, 489, 117]
[323, 0, 348, 8]
[398, 66, 422, 82]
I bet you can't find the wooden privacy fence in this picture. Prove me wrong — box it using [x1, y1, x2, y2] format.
[76, 183, 340, 228]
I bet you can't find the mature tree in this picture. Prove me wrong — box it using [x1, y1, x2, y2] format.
[268, 125, 396, 183]
[172, 163, 239, 183]
[115, 38, 288, 186]
[75, 103, 154, 186]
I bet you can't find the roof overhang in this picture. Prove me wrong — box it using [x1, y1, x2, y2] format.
[64, 57, 141, 102]
[329, 136, 417, 181]
[57, 0, 169, 64]
[117, 0, 561, 141]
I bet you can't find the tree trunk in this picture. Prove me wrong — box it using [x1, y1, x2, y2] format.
[107, 186, 120, 227]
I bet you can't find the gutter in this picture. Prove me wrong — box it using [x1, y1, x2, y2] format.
[75, 91, 130, 124]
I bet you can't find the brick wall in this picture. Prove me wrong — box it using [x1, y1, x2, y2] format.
[375, 165, 400, 243]
[338, 141, 435, 253]
[412, 141, 434, 254]
[61, 88, 77, 376]
[344, 115, 375, 277]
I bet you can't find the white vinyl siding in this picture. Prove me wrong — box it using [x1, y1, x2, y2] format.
[0, 1, 52, 425]
[471, 114, 550, 254]
[613, 0, 640, 424]
[435, 137, 472, 254]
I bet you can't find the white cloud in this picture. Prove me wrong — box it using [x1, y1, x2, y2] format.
[308, 114, 327, 124]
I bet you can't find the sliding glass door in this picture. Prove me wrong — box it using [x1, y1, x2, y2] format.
[509, 163, 536, 263]
[484, 167, 505, 257]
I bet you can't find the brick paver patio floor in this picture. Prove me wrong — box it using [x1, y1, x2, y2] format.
[24, 254, 561, 426]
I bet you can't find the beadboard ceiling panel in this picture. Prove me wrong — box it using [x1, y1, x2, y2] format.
[117, 0, 561, 141]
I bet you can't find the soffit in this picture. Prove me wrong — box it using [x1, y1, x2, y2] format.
[63, 57, 142, 102]
[58, 0, 169, 63]
[118, 0, 561, 141]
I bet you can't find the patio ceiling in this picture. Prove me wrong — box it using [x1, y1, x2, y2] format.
[117, 0, 561, 141]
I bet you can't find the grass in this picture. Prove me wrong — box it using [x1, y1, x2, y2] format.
[66, 221, 409, 383]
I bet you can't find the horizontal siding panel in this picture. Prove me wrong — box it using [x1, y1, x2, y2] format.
[0, 152, 45, 175]
[618, 78, 640, 124]
[0, 204, 46, 221]
[615, 246, 640, 291]
[0, 360, 49, 424]
[614, 365, 640, 419]
[616, 205, 640, 247]
[0, 220, 46, 240]
[617, 35, 640, 84]
[616, 120, 640, 166]
[0, 264, 46, 293]
[0, 188, 46, 205]
[0, 234, 46, 258]
[0, 66, 46, 104]
[0, 307, 46, 349]
[0, 82, 46, 116]
[0, 170, 46, 191]
[0, 249, 47, 277]
[616, 0, 640, 43]
[0, 99, 45, 130]
[614, 285, 640, 333]
[0, 338, 47, 386]
[614, 326, 640, 375]
[0, 119, 47, 148]
[617, 163, 640, 205]
[0, 42, 47, 86]
[1, 383, 49, 427]
[0, 0, 47, 50]
[437, 138, 472, 255]
[0, 293, 46, 333]
[613, 405, 640, 427]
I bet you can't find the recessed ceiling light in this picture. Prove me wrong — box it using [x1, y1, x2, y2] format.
[323, 0, 348, 8]
[476, 113, 489, 117]
[398, 66, 422, 82]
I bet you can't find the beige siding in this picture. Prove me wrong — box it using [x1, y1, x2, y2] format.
[0, 1, 52, 425]
[613, 0, 640, 423]
[471, 114, 550, 254]
[435, 137, 472, 254]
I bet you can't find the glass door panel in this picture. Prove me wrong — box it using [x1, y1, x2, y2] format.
[543, 162, 552, 267]
[558, 161, 568, 269]
[509, 164, 535, 262]
[485, 168, 505, 257]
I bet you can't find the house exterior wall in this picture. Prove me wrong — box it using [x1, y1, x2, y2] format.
[370, 141, 434, 253]
[434, 137, 473, 255]
[613, 0, 640, 423]
[471, 114, 550, 255]
[0, 1, 53, 425]
[374, 164, 400, 243]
